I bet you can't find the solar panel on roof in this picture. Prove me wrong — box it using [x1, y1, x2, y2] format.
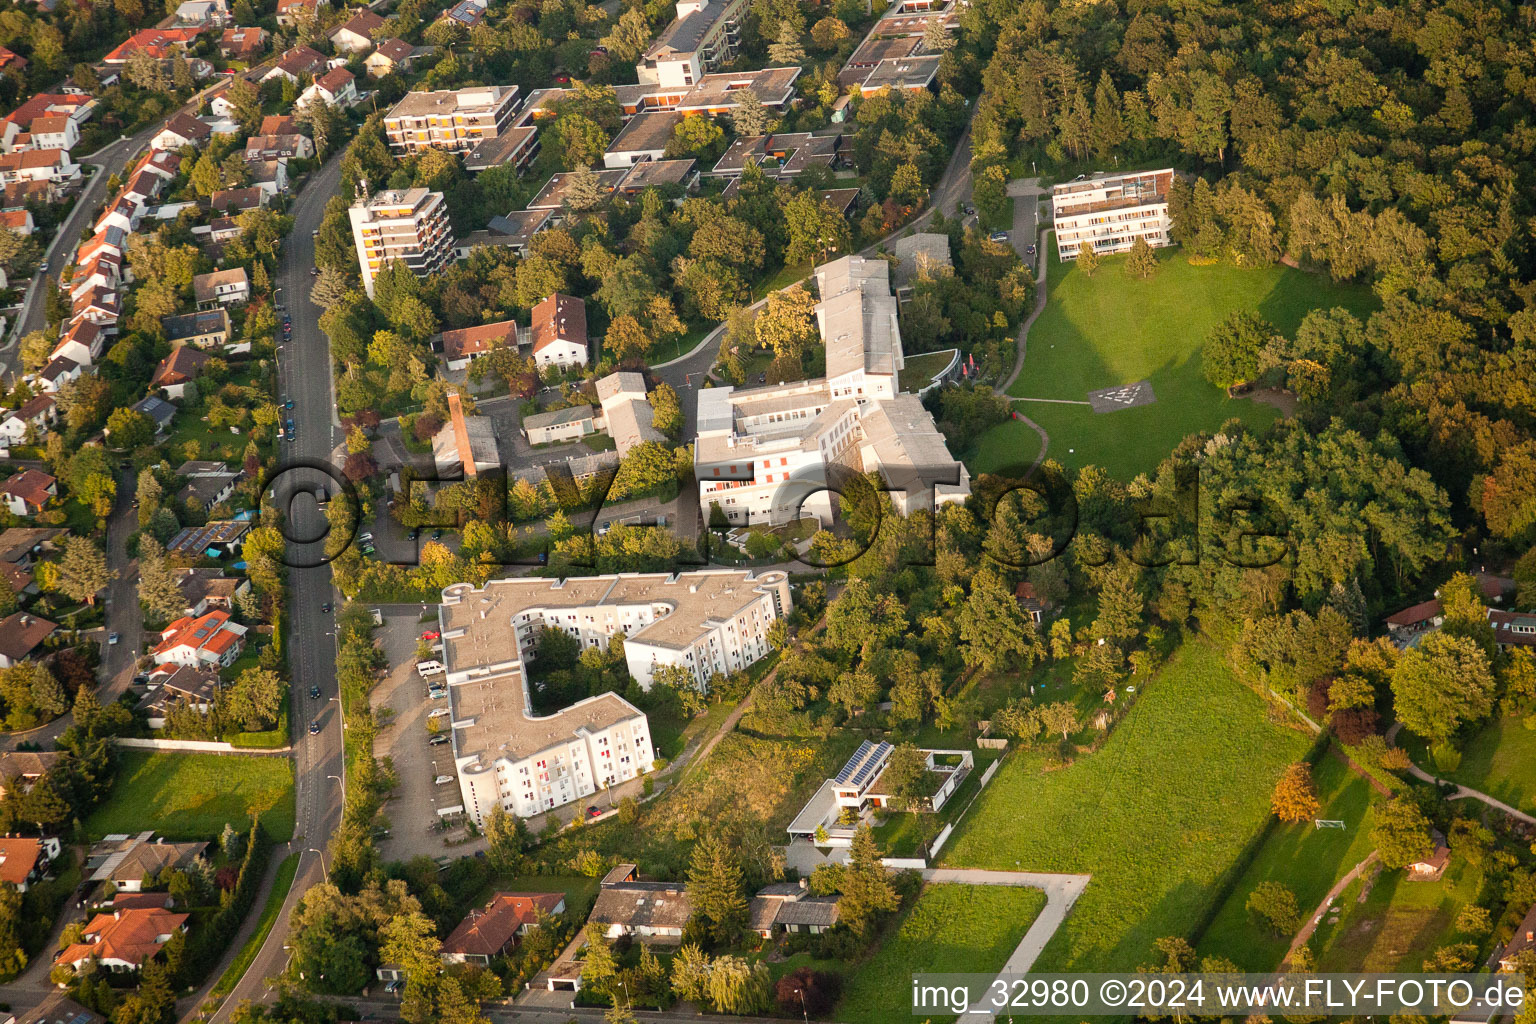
[833, 740, 873, 784]
[847, 741, 891, 788]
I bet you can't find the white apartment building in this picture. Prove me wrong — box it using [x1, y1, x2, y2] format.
[383, 86, 521, 155]
[348, 186, 454, 298]
[437, 570, 791, 823]
[695, 255, 970, 527]
[1051, 168, 1174, 262]
[638, 0, 746, 90]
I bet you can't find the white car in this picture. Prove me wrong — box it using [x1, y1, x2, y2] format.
[428, 708, 450, 719]
[433, 775, 453, 785]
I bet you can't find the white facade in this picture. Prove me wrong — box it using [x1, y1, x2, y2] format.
[349, 187, 454, 298]
[638, 0, 745, 90]
[438, 570, 790, 824]
[695, 255, 969, 527]
[1052, 168, 1174, 261]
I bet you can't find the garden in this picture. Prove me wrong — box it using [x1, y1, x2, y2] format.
[1399, 719, 1536, 815]
[83, 750, 296, 841]
[970, 247, 1376, 479]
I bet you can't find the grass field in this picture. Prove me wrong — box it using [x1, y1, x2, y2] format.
[1197, 751, 1380, 969]
[973, 248, 1376, 479]
[941, 643, 1311, 976]
[86, 751, 296, 841]
[838, 883, 1047, 1024]
[900, 348, 958, 393]
[1402, 718, 1536, 814]
[1311, 859, 1482, 971]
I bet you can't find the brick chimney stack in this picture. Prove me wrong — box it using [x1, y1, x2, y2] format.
[446, 388, 476, 479]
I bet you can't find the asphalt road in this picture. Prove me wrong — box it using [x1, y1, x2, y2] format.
[200, 154, 349, 1024]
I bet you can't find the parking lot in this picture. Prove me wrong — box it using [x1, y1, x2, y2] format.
[371, 608, 486, 862]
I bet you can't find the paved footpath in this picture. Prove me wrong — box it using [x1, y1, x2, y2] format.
[1386, 722, 1536, 825]
[921, 868, 1091, 1024]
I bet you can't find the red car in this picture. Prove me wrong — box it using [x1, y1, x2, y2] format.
[420, 630, 440, 641]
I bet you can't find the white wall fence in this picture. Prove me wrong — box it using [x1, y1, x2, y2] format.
[113, 737, 291, 755]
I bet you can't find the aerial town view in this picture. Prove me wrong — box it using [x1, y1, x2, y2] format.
[1, 0, 1536, 1022]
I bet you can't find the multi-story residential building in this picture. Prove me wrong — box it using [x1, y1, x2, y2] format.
[438, 569, 790, 823]
[383, 86, 520, 155]
[638, 0, 745, 89]
[695, 255, 969, 526]
[150, 608, 247, 668]
[1051, 168, 1174, 261]
[348, 186, 454, 298]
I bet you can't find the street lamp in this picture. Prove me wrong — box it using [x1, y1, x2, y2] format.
[328, 773, 345, 810]
[330, 696, 347, 730]
[794, 986, 808, 1024]
[307, 847, 329, 884]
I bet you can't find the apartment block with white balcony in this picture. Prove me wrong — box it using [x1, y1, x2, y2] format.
[436, 570, 791, 824]
[383, 86, 521, 156]
[348, 186, 455, 298]
[1051, 168, 1174, 261]
[637, 0, 746, 89]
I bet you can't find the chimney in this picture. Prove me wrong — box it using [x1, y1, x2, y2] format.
[447, 389, 477, 480]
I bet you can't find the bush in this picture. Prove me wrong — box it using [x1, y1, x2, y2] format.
[1246, 881, 1301, 934]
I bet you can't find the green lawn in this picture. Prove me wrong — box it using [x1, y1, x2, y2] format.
[1197, 751, 1380, 969]
[86, 751, 296, 841]
[900, 348, 958, 393]
[974, 248, 1376, 479]
[941, 643, 1311, 976]
[838, 883, 1047, 1024]
[964, 417, 1043, 475]
[1311, 859, 1483, 971]
[1402, 718, 1536, 814]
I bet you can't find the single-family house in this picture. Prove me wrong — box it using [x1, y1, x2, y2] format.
[0, 48, 27, 77]
[192, 267, 249, 307]
[329, 9, 385, 53]
[208, 186, 264, 213]
[151, 346, 211, 400]
[244, 133, 312, 161]
[0, 836, 61, 892]
[20, 114, 78, 152]
[175, 460, 241, 510]
[365, 38, 415, 77]
[56, 906, 190, 971]
[150, 609, 246, 668]
[439, 319, 517, 372]
[587, 864, 691, 942]
[0, 469, 55, 516]
[259, 114, 299, 135]
[1488, 608, 1536, 651]
[1385, 599, 1443, 640]
[165, 520, 248, 558]
[8, 995, 106, 1024]
[0, 611, 56, 667]
[151, 112, 212, 151]
[218, 26, 267, 59]
[529, 293, 588, 369]
[0, 394, 57, 445]
[137, 664, 221, 729]
[1013, 581, 1054, 624]
[0, 749, 62, 796]
[0, 148, 81, 187]
[49, 319, 105, 367]
[275, 0, 329, 26]
[161, 308, 230, 349]
[440, 893, 564, 965]
[245, 157, 288, 197]
[172, 567, 249, 616]
[131, 395, 177, 435]
[1498, 903, 1536, 972]
[262, 45, 327, 85]
[76, 225, 127, 266]
[299, 67, 357, 109]
[175, 0, 229, 25]
[35, 357, 81, 394]
[103, 27, 206, 64]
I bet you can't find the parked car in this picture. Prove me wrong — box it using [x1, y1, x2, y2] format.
[989, 231, 1009, 242]
[428, 735, 449, 745]
[428, 689, 447, 700]
[107, 632, 120, 645]
[586, 805, 601, 818]
[420, 630, 440, 641]
[433, 775, 453, 785]
[428, 708, 450, 719]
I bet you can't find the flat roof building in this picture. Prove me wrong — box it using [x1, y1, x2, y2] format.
[384, 86, 521, 155]
[1051, 168, 1174, 262]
